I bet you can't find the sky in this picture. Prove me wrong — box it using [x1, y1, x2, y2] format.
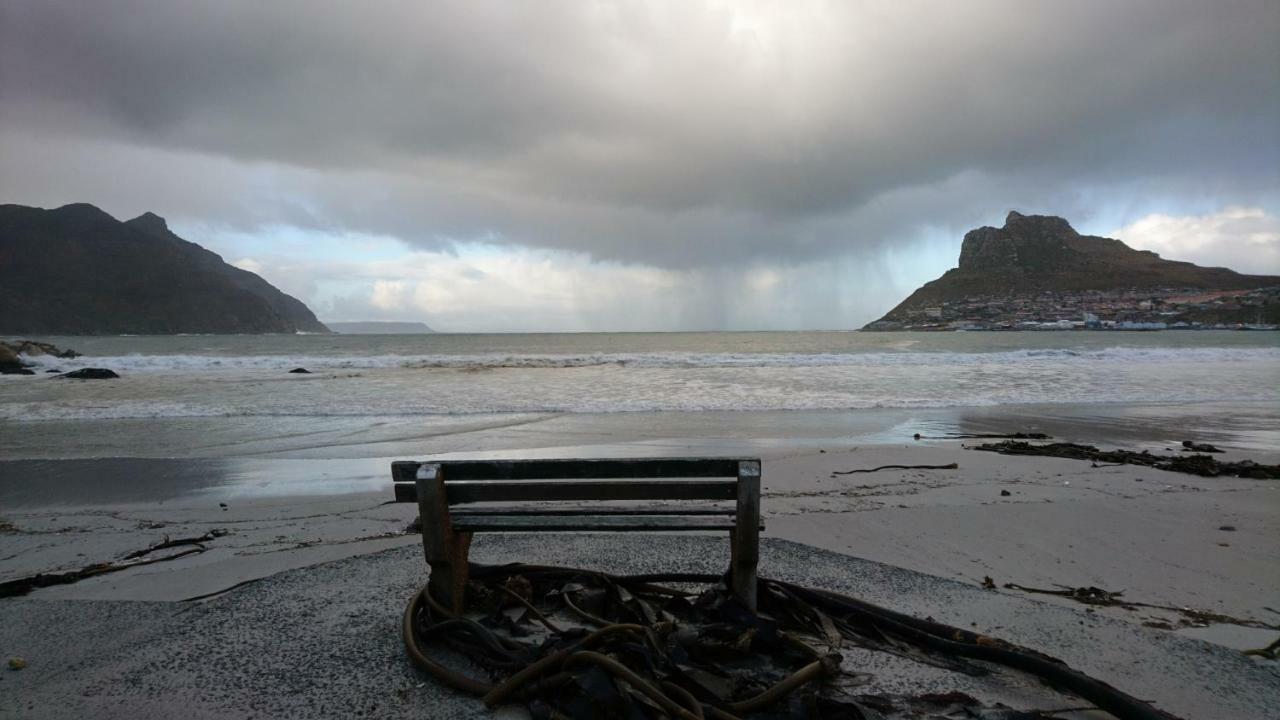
[1, 0, 1277, 331]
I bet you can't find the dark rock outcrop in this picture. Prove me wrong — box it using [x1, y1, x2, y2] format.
[0, 203, 330, 335]
[58, 368, 119, 379]
[1, 341, 80, 375]
[868, 211, 1280, 325]
[0, 344, 20, 370]
[1, 340, 79, 358]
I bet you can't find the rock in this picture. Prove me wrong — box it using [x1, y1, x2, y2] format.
[1, 340, 80, 358]
[1000, 490, 1011, 496]
[58, 368, 119, 380]
[1181, 440, 1223, 453]
[0, 345, 25, 374]
[1218, 525, 1236, 532]
[288, 367, 312, 374]
[1, 343, 35, 374]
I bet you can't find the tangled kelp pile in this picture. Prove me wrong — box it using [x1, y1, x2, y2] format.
[970, 441, 1280, 479]
[403, 564, 1176, 719]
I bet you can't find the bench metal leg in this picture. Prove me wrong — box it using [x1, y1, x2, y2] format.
[417, 463, 471, 614]
[731, 460, 760, 612]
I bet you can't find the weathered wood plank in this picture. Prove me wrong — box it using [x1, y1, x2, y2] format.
[393, 457, 749, 482]
[730, 460, 761, 611]
[394, 481, 747, 504]
[446, 479, 738, 504]
[393, 483, 416, 503]
[417, 464, 468, 613]
[451, 506, 736, 516]
[453, 514, 738, 532]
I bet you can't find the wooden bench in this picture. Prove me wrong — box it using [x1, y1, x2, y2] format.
[392, 457, 763, 612]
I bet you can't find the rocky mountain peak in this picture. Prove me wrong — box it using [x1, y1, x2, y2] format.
[1001, 210, 1076, 235]
[124, 211, 170, 236]
[865, 210, 1280, 328]
[959, 212, 1080, 271]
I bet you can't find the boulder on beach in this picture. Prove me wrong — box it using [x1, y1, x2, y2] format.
[58, 368, 120, 380]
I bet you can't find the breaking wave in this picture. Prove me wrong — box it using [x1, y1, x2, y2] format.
[16, 346, 1280, 373]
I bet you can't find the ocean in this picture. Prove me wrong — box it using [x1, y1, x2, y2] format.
[5, 330, 1278, 418]
[2, 330, 1278, 468]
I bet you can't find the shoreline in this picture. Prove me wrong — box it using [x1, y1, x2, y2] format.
[3, 401, 1278, 716]
[3, 433, 1276, 647]
[3, 398, 1278, 460]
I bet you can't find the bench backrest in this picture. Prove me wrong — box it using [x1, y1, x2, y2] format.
[393, 457, 762, 611]
[391, 457, 760, 506]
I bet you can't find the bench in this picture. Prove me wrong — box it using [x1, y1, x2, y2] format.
[392, 457, 763, 612]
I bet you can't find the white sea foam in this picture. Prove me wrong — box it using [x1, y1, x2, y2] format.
[6, 339, 1277, 421]
[18, 346, 1280, 373]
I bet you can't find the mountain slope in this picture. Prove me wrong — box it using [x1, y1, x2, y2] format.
[869, 211, 1279, 326]
[0, 203, 329, 335]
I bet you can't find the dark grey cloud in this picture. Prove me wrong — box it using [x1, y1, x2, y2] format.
[1, 0, 1278, 270]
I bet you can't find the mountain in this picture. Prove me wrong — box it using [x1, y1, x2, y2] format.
[0, 203, 329, 335]
[326, 321, 435, 334]
[866, 211, 1280, 329]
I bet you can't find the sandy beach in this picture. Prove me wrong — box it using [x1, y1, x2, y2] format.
[3, 402, 1278, 718]
[3, 331, 1279, 718]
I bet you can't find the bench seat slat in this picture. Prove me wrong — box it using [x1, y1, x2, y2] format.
[453, 514, 749, 532]
[450, 506, 734, 517]
[392, 458, 747, 482]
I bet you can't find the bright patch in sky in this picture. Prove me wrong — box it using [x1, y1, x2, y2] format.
[1111, 207, 1280, 276]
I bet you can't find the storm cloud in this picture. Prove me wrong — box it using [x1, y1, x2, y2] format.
[1, 1, 1277, 328]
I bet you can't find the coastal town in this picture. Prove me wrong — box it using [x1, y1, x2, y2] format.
[864, 285, 1280, 331]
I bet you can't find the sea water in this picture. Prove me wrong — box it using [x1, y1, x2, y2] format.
[2, 330, 1277, 499]
[3, 331, 1277, 419]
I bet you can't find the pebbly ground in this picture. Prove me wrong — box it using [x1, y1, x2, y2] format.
[1, 535, 1276, 720]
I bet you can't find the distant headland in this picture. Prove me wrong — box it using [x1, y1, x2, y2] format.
[865, 211, 1280, 331]
[0, 203, 329, 335]
[325, 321, 435, 334]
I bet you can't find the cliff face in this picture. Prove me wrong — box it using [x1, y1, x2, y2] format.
[0, 203, 329, 335]
[869, 211, 1280, 325]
